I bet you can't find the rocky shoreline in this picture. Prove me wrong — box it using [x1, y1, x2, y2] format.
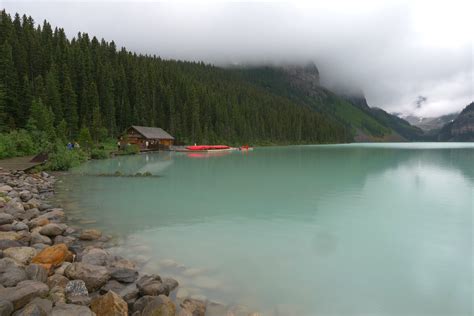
[0, 170, 210, 316]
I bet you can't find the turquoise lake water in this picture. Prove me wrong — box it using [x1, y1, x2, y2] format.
[55, 143, 474, 315]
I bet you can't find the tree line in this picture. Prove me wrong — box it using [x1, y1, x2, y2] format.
[0, 10, 350, 147]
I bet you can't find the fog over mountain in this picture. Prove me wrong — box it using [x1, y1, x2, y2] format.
[3, 0, 473, 117]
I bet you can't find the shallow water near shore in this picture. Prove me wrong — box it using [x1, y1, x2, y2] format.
[55, 143, 473, 315]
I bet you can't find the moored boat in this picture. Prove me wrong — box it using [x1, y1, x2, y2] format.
[186, 145, 231, 151]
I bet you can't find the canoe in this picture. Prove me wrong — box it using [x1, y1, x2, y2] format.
[186, 145, 231, 151]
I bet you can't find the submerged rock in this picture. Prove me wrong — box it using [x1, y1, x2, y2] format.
[79, 229, 102, 241]
[178, 298, 207, 316]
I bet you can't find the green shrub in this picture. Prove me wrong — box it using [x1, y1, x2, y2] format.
[90, 148, 109, 159]
[123, 144, 140, 155]
[44, 142, 87, 171]
[0, 130, 37, 159]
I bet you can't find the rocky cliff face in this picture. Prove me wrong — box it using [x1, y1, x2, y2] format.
[451, 102, 474, 137]
[438, 102, 474, 141]
[282, 62, 320, 92]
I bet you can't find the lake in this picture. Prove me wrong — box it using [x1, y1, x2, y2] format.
[55, 143, 474, 315]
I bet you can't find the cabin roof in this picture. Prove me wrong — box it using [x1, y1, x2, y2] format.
[129, 126, 175, 140]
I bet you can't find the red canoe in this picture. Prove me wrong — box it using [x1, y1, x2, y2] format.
[186, 145, 230, 151]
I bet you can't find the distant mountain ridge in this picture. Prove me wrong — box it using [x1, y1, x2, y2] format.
[402, 113, 458, 131]
[437, 102, 474, 141]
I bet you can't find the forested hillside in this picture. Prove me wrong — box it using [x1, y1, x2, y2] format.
[0, 10, 351, 147]
[233, 65, 424, 141]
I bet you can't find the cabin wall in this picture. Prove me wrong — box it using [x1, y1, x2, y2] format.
[119, 127, 174, 151]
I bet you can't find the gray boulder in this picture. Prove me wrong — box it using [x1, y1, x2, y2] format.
[30, 233, 52, 246]
[119, 284, 139, 302]
[132, 296, 156, 314]
[64, 262, 110, 292]
[47, 274, 69, 289]
[3, 247, 36, 265]
[39, 224, 64, 237]
[49, 286, 66, 305]
[51, 303, 94, 316]
[141, 295, 176, 316]
[136, 274, 170, 296]
[100, 280, 125, 294]
[0, 300, 13, 316]
[0, 280, 49, 310]
[0, 258, 27, 287]
[0, 214, 14, 225]
[0, 267, 27, 287]
[18, 208, 39, 221]
[110, 268, 138, 283]
[0, 239, 21, 250]
[162, 277, 179, 293]
[11, 222, 28, 232]
[81, 248, 109, 266]
[25, 264, 48, 283]
[19, 190, 32, 202]
[65, 280, 89, 298]
[15, 298, 52, 316]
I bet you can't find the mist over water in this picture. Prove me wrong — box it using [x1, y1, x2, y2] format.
[55, 144, 473, 315]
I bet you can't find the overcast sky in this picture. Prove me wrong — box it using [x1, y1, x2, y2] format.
[2, 0, 473, 117]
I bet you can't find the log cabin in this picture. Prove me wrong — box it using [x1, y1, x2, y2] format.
[119, 126, 175, 151]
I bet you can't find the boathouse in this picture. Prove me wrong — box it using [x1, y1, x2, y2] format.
[120, 126, 174, 151]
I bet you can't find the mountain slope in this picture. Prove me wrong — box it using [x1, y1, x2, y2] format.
[438, 102, 474, 141]
[233, 65, 423, 141]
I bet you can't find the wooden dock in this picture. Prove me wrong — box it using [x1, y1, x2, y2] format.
[0, 156, 46, 172]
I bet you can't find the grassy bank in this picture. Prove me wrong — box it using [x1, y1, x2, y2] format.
[0, 129, 129, 171]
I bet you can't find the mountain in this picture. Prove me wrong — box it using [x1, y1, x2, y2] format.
[0, 10, 425, 145]
[402, 113, 458, 131]
[438, 102, 474, 141]
[233, 64, 423, 141]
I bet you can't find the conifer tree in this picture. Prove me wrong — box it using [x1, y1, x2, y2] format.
[0, 41, 19, 128]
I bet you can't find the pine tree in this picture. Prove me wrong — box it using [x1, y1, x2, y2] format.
[0, 41, 19, 128]
[62, 73, 78, 137]
[45, 64, 62, 124]
[0, 85, 6, 132]
[27, 98, 56, 142]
